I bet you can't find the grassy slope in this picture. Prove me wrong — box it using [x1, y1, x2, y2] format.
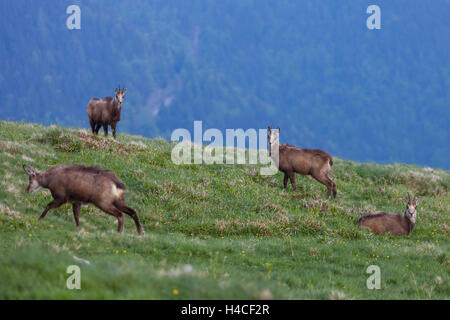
[0, 120, 448, 299]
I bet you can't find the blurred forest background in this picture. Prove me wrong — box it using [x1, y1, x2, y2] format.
[0, 0, 449, 169]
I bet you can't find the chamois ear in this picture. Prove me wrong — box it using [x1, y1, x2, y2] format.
[122, 87, 127, 95]
[413, 193, 420, 205]
[276, 126, 280, 132]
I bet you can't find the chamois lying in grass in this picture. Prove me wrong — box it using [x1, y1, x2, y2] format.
[23, 164, 143, 235]
[357, 193, 419, 235]
[268, 126, 337, 198]
[87, 85, 126, 138]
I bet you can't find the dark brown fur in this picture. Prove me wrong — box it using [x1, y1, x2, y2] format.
[268, 127, 337, 198]
[87, 86, 126, 138]
[23, 164, 143, 235]
[357, 194, 419, 235]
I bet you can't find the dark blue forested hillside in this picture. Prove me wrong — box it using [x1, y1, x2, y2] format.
[0, 0, 449, 168]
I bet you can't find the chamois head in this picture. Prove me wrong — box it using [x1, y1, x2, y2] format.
[114, 85, 127, 107]
[404, 192, 420, 223]
[23, 165, 42, 193]
[267, 126, 280, 155]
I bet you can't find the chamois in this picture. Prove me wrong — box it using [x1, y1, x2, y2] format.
[87, 85, 127, 138]
[357, 193, 419, 235]
[268, 126, 337, 198]
[23, 164, 143, 235]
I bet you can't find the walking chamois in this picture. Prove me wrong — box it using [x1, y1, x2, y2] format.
[268, 126, 337, 198]
[87, 85, 126, 138]
[357, 192, 420, 235]
[23, 164, 143, 235]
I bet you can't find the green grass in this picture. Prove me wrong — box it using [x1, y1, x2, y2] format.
[0, 120, 448, 299]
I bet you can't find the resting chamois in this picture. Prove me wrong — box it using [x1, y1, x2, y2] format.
[23, 164, 143, 235]
[87, 85, 127, 138]
[357, 193, 419, 235]
[268, 126, 337, 198]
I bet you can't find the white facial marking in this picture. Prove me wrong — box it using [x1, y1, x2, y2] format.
[405, 203, 417, 223]
[27, 177, 40, 193]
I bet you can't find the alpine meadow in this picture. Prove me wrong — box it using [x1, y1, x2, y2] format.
[0, 121, 448, 299]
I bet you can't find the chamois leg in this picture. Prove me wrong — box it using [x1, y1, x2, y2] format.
[94, 123, 102, 135]
[283, 173, 289, 189]
[38, 199, 65, 221]
[312, 173, 334, 199]
[114, 201, 143, 235]
[99, 204, 124, 233]
[288, 172, 297, 190]
[89, 119, 96, 134]
[111, 123, 117, 139]
[72, 202, 81, 227]
[103, 124, 109, 137]
[326, 185, 332, 198]
[117, 214, 124, 233]
[327, 174, 337, 198]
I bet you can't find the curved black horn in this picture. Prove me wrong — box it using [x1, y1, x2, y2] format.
[22, 164, 33, 175]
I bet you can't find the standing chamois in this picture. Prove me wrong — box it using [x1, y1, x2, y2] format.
[23, 164, 143, 235]
[268, 126, 337, 198]
[87, 85, 127, 138]
[357, 192, 419, 235]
